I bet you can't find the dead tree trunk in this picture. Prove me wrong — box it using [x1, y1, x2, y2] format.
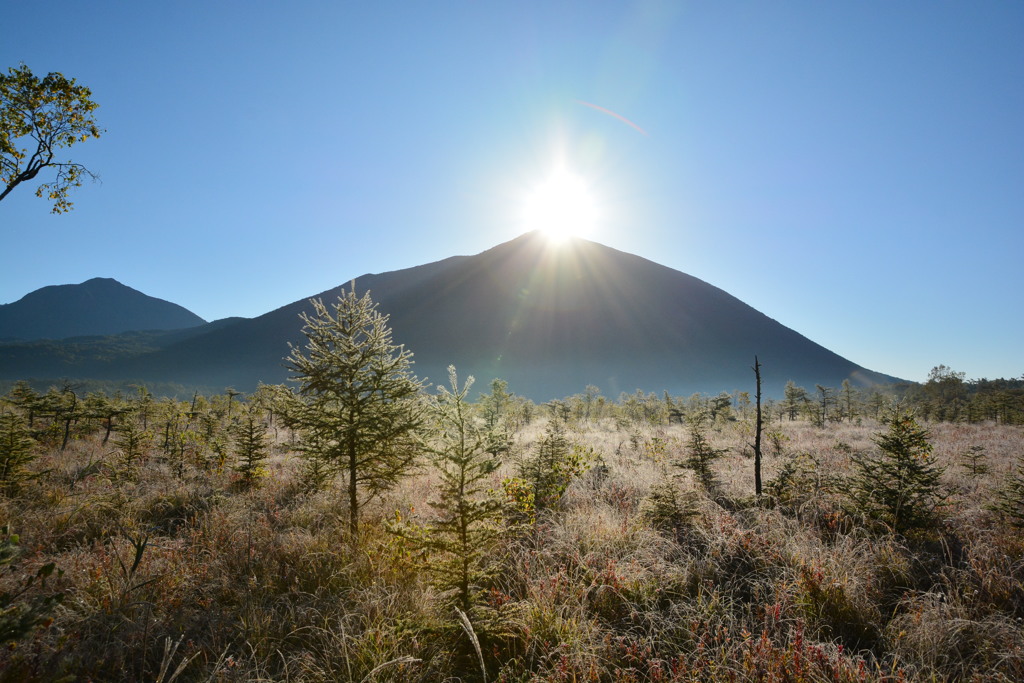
[753, 356, 763, 498]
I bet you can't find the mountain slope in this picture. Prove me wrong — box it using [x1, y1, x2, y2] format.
[0, 278, 207, 341]
[108, 232, 897, 398]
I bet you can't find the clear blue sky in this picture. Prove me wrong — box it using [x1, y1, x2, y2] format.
[3, 1, 1022, 384]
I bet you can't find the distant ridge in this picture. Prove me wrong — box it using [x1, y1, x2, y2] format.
[0, 234, 901, 398]
[0, 277, 207, 341]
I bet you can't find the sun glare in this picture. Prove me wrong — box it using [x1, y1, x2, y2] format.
[522, 167, 599, 243]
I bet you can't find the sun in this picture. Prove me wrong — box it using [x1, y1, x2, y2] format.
[521, 167, 599, 243]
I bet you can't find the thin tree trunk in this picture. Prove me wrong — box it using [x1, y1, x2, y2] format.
[753, 356, 763, 498]
[103, 415, 114, 444]
[348, 439, 359, 540]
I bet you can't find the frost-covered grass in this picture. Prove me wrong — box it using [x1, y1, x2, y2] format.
[1, 412, 1021, 681]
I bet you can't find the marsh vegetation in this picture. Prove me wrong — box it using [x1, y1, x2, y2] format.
[1, 373, 1022, 682]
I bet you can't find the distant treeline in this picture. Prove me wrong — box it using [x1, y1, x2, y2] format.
[891, 365, 1024, 424]
[3, 363, 1022, 427]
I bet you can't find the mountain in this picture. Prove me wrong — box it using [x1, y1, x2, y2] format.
[0, 231, 897, 398]
[0, 277, 207, 341]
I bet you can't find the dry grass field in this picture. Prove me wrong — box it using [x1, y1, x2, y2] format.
[0, 392, 1022, 682]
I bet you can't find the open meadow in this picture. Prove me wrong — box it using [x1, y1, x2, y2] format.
[1, 383, 1022, 682]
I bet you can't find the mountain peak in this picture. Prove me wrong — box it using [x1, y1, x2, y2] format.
[0, 278, 207, 341]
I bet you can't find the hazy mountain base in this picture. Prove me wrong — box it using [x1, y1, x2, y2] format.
[0, 403, 1021, 681]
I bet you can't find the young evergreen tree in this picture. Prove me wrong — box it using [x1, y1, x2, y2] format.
[40, 384, 79, 452]
[394, 367, 504, 613]
[677, 414, 727, 492]
[112, 411, 151, 479]
[3, 381, 38, 428]
[840, 379, 858, 423]
[231, 402, 270, 487]
[519, 401, 589, 510]
[158, 399, 189, 479]
[782, 381, 807, 421]
[959, 445, 989, 478]
[988, 455, 1024, 527]
[0, 412, 35, 491]
[845, 406, 946, 536]
[480, 378, 512, 458]
[132, 385, 154, 431]
[285, 288, 425, 541]
[584, 385, 602, 422]
[813, 385, 836, 428]
[83, 392, 128, 445]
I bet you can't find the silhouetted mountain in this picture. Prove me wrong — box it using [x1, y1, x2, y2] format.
[0, 278, 206, 341]
[0, 232, 900, 398]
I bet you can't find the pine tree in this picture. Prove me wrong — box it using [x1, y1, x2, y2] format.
[231, 402, 270, 486]
[480, 378, 512, 458]
[782, 381, 808, 421]
[112, 411, 151, 479]
[845, 406, 946, 536]
[395, 367, 504, 612]
[989, 455, 1024, 527]
[158, 399, 189, 479]
[959, 445, 989, 478]
[3, 381, 38, 428]
[840, 379, 858, 423]
[813, 385, 836, 428]
[519, 402, 588, 510]
[677, 414, 727, 492]
[285, 288, 425, 541]
[0, 412, 35, 491]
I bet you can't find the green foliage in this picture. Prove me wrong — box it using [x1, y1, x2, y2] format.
[519, 402, 591, 511]
[480, 378, 513, 458]
[920, 364, 968, 422]
[501, 475, 536, 524]
[293, 421, 339, 490]
[0, 411, 35, 490]
[709, 391, 733, 422]
[112, 411, 151, 479]
[676, 416, 726, 491]
[959, 445, 989, 478]
[0, 527, 62, 645]
[812, 385, 837, 428]
[783, 381, 808, 421]
[639, 481, 698, 535]
[0, 64, 103, 212]
[2, 381, 38, 426]
[31, 384, 81, 451]
[231, 402, 269, 486]
[0, 389, 1022, 680]
[619, 389, 666, 425]
[196, 410, 227, 471]
[988, 455, 1024, 527]
[840, 379, 859, 423]
[765, 429, 789, 458]
[393, 367, 504, 612]
[845, 406, 946, 536]
[285, 289, 425, 540]
[767, 452, 822, 510]
[157, 399, 191, 478]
